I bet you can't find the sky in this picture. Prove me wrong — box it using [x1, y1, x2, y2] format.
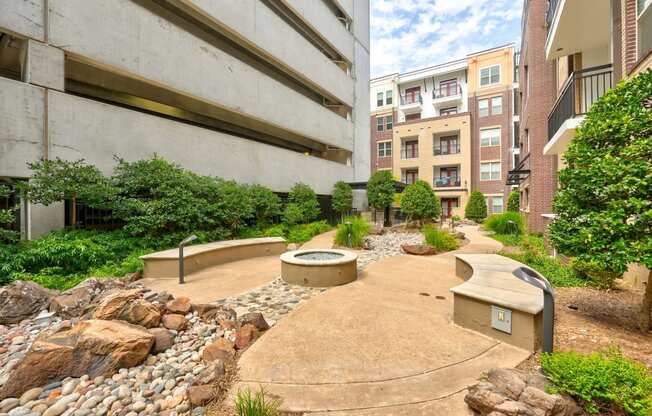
[370, 0, 523, 78]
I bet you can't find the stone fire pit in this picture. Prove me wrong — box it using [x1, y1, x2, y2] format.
[280, 249, 357, 287]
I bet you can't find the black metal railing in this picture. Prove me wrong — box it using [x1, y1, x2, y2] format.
[434, 146, 460, 155]
[434, 177, 461, 188]
[547, 64, 613, 140]
[433, 85, 462, 99]
[546, 0, 560, 30]
[400, 92, 422, 105]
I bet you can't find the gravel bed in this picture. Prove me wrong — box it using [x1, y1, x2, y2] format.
[357, 232, 423, 269]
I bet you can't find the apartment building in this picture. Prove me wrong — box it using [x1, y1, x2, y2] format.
[0, 0, 370, 239]
[512, 0, 651, 233]
[370, 45, 516, 218]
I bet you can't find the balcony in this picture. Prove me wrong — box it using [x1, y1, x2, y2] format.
[432, 85, 463, 107]
[545, 64, 613, 156]
[399, 92, 422, 114]
[545, 0, 611, 60]
[434, 176, 461, 188]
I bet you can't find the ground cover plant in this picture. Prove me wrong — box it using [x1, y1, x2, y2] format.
[541, 349, 652, 416]
[484, 212, 525, 235]
[234, 387, 281, 416]
[548, 70, 652, 330]
[334, 216, 371, 248]
[422, 224, 458, 252]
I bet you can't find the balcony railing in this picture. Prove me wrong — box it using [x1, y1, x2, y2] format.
[546, 0, 560, 31]
[548, 64, 613, 140]
[434, 177, 461, 188]
[434, 147, 460, 155]
[433, 85, 462, 99]
[400, 92, 422, 105]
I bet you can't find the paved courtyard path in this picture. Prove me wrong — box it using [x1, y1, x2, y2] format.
[232, 225, 531, 415]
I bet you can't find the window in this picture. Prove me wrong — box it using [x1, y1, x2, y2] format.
[402, 169, 418, 185]
[492, 196, 504, 213]
[386, 115, 393, 130]
[376, 117, 384, 132]
[401, 140, 419, 159]
[480, 128, 501, 147]
[386, 90, 393, 105]
[437, 79, 459, 97]
[435, 135, 459, 155]
[639, 0, 652, 57]
[378, 141, 392, 158]
[440, 106, 458, 116]
[478, 99, 489, 117]
[435, 167, 460, 187]
[377, 92, 384, 107]
[405, 112, 421, 121]
[480, 162, 501, 181]
[491, 96, 502, 115]
[480, 65, 500, 86]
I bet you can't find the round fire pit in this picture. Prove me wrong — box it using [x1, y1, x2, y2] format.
[280, 249, 357, 287]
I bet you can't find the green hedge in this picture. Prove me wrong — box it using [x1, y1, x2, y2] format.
[542, 349, 652, 416]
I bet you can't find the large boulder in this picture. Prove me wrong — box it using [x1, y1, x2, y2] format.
[0, 319, 154, 399]
[50, 279, 104, 318]
[92, 289, 161, 328]
[401, 244, 438, 255]
[0, 281, 57, 324]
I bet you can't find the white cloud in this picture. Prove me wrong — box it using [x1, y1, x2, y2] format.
[370, 0, 522, 77]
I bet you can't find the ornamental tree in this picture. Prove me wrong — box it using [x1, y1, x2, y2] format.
[284, 183, 320, 225]
[465, 190, 487, 221]
[400, 180, 441, 223]
[331, 181, 353, 221]
[507, 190, 520, 212]
[367, 170, 395, 211]
[248, 184, 280, 225]
[548, 69, 652, 330]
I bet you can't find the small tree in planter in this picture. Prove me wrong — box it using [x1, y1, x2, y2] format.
[465, 190, 487, 222]
[400, 180, 441, 226]
[284, 183, 320, 225]
[367, 170, 395, 226]
[331, 181, 353, 221]
[507, 190, 520, 212]
[549, 69, 652, 331]
[23, 158, 114, 227]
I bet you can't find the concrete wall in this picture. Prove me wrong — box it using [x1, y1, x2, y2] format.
[0, 0, 44, 40]
[352, 0, 370, 182]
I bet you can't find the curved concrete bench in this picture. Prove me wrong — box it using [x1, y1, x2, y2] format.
[140, 237, 287, 279]
[451, 254, 544, 351]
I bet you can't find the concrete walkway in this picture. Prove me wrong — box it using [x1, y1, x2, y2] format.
[232, 226, 531, 414]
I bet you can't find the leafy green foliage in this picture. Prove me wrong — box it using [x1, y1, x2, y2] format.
[248, 184, 281, 225]
[549, 70, 652, 277]
[422, 224, 458, 252]
[284, 183, 320, 225]
[570, 258, 621, 289]
[334, 216, 371, 248]
[507, 190, 520, 212]
[234, 387, 281, 416]
[286, 221, 331, 244]
[0, 185, 19, 244]
[484, 212, 525, 235]
[465, 190, 487, 221]
[542, 349, 652, 415]
[331, 181, 353, 217]
[400, 180, 441, 221]
[214, 179, 254, 233]
[367, 170, 395, 210]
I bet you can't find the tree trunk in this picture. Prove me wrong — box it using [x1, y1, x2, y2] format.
[71, 194, 77, 228]
[640, 270, 652, 332]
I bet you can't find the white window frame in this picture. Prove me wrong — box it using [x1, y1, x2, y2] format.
[376, 117, 384, 132]
[491, 96, 503, 115]
[479, 64, 501, 87]
[386, 114, 393, 130]
[480, 161, 501, 181]
[385, 90, 393, 105]
[478, 99, 489, 117]
[492, 196, 504, 213]
[376, 92, 384, 107]
[378, 141, 392, 158]
[480, 127, 501, 147]
[638, 0, 652, 58]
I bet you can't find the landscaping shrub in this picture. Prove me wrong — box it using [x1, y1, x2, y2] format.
[331, 181, 353, 220]
[422, 224, 458, 252]
[484, 212, 525, 235]
[465, 190, 487, 221]
[548, 69, 652, 329]
[399, 180, 441, 223]
[334, 216, 371, 248]
[0, 185, 19, 244]
[234, 387, 281, 416]
[570, 258, 621, 289]
[541, 349, 652, 416]
[285, 220, 331, 244]
[367, 170, 395, 211]
[507, 190, 520, 212]
[248, 184, 280, 226]
[284, 183, 320, 225]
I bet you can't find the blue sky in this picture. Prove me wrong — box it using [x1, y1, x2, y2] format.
[370, 0, 523, 78]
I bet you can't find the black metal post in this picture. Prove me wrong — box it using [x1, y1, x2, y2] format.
[178, 235, 198, 285]
[512, 266, 555, 353]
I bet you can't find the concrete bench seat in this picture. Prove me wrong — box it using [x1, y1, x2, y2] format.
[451, 254, 544, 351]
[140, 237, 287, 279]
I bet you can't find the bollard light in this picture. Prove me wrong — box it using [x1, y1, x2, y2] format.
[512, 266, 555, 353]
[345, 221, 352, 247]
[178, 234, 198, 285]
